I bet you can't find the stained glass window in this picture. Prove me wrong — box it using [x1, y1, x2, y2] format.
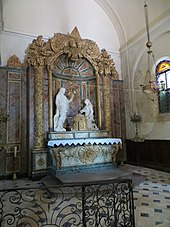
[156, 60, 170, 113]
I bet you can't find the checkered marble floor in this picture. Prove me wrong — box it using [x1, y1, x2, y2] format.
[122, 164, 170, 227]
[0, 165, 170, 227]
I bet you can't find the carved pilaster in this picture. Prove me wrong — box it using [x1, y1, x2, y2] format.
[97, 49, 119, 135]
[25, 36, 47, 177]
[48, 69, 53, 131]
[102, 75, 111, 133]
[25, 35, 47, 150]
[34, 66, 45, 149]
[96, 72, 102, 129]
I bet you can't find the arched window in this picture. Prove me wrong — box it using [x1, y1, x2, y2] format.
[156, 59, 170, 113]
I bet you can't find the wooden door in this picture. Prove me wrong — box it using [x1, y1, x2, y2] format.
[0, 67, 28, 178]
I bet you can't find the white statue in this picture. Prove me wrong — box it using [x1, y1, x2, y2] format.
[80, 99, 98, 130]
[54, 87, 74, 131]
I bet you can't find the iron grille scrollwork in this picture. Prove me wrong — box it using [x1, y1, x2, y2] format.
[0, 179, 135, 226]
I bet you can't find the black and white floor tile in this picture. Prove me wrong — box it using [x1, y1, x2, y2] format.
[0, 164, 169, 227]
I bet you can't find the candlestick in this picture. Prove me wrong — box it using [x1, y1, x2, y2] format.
[14, 146, 17, 158]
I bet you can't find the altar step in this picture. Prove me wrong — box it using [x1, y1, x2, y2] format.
[42, 166, 135, 186]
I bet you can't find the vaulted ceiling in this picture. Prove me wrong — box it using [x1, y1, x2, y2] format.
[96, 0, 170, 46]
[2, 0, 170, 49]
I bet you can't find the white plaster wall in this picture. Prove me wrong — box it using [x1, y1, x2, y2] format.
[123, 14, 170, 140]
[1, 0, 121, 76]
[106, 0, 170, 45]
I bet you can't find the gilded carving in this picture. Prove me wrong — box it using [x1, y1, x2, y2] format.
[50, 144, 120, 169]
[33, 66, 45, 149]
[97, 49, 118, 79]
[112, 144, 119, 163]
[96, 49, 119, 132]
[37, 157, 45, 166]
[7, 55, 22, 68]
[72, 114, 87, 131]
[78, 145, 98, 164]
[48, 29, 101, 66]
[51, 148, 62, 169]
[25, 36, 46, 149]
[24, 27, 120, 148]
[25, 35, 47, 68]
[103, 75, 111, 132]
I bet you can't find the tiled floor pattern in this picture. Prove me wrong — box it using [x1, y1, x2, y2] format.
[122, 165, 170, 227]
[0, 165, 170, 227]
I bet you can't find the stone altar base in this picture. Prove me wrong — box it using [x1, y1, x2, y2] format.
[47, 131, 122, 176]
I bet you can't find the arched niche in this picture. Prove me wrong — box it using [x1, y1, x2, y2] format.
[52, 54, 98, 130]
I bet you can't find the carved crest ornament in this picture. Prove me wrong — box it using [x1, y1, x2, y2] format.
[7, 55, 22, 68]
[25, 27, 119, 77]
[24, 27, 119, 150]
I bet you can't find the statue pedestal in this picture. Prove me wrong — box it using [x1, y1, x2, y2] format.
[48, 130, 109, 140]
[47, 131, 122, 175]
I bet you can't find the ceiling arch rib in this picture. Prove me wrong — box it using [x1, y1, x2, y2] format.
[95, 0, 126, 48]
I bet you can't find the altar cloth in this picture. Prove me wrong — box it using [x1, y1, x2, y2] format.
[47, 138, 122, 147]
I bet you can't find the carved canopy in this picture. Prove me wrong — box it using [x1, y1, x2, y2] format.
[25, 26, 118, 79]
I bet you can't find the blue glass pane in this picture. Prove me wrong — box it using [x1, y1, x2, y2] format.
[156, 61, 170, 113]
[166, 71, 170, 89]
[159, 90, 170, 113]
[159, 92, 167, 113]
[157, 73, 166, 90]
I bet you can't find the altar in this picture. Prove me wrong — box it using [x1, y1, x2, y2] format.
[20, 27, 126, 178]
[47, 131, 122, 175]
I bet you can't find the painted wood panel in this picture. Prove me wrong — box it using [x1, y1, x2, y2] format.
[0, 67, 28, 177]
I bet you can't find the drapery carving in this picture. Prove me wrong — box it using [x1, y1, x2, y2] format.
[25, 27, 119, 137]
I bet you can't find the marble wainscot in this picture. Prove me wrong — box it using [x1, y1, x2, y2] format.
[47, 131, 122, 175]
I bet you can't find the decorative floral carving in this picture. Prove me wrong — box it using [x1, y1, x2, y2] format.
[25, 35, 47, 67]
[52, 148, 62, 169]
[78, 145, 97, 164]
[7, 55, 22, 68]
[112, 145, 119, 163]
[50, 144, 120, 169]
[37, 158, 45, 166]
[97, 49, 118, 79]
[25, 27, 119, 77]
[48, 29, 100, 65]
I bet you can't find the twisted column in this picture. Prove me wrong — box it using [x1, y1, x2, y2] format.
[33, 66, 45, 149]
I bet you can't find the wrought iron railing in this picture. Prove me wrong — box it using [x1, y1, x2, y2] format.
[0, 179, 135, 227]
